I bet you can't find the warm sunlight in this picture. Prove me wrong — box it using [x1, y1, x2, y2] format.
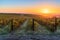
[41, 9, 50, 14]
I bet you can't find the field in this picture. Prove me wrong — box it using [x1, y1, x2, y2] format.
[0, 13, 60, 40]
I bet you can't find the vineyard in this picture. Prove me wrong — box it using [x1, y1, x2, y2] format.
[0, 14, 60, 35]
[0, 14, 60, 40]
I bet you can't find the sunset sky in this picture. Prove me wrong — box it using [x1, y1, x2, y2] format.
[0, 0, 60, 15]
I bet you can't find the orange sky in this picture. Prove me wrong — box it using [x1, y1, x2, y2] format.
[0, 0, 60, 15]
[0, 6, 60, 14]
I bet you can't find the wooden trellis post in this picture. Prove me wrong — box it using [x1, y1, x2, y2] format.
[51, 17, 58, 32]
[54, 17, 57, 32]
[32, 19, 34, 31]
[10, 19, 14, 33]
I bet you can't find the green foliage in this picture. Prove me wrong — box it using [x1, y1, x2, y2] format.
[0, 14, 60, 35]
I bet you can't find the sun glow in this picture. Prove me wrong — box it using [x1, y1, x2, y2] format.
[41, 9, 50, 14]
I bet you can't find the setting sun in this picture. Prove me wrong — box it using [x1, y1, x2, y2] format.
[41, 9, 50, 14]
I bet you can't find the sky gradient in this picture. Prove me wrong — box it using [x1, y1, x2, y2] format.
[0, 0, 60, 14]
